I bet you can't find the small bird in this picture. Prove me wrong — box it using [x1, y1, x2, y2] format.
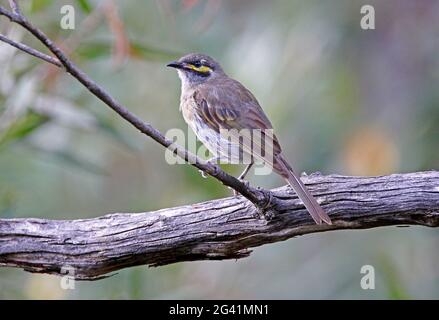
[167, 53, 331, 225]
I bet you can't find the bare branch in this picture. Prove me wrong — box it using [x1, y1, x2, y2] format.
[0, 33, 62, 67]
[0, 5, 16, 21]
[0, 5, 271, 211]
[1, 5, 437, 283]
[8, 0, 21, 15]
[0, 171, 438, 280]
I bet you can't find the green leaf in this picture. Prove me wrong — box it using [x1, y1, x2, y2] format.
[76, 0, 93, 13]
[379, 256, 412, 299]
[0, 112, 49, 148]
[76, 42, 111, 60]
[31, 0, 53, 13]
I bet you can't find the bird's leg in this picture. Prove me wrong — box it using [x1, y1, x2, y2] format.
[232, 162, 254, 197]
[199, 156, 222, 178]
[238, 161, 253, 180]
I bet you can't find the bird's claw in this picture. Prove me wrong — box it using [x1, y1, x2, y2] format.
[199, 157, 221, 179]
[253, 191, 275, 221]
[199, 170, 208, 179]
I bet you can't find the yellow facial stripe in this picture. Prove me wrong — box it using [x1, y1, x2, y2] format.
[188, 64, 211, 73]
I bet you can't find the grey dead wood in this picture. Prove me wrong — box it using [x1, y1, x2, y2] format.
[0, 3, 438, 280]
[0, 171, 438, 280]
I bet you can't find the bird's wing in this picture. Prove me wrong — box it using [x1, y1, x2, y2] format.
[192, 79, 331, 224]
[192, 79, 282, 161]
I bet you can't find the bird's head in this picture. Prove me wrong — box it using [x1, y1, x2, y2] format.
[167, 53, 224, 86]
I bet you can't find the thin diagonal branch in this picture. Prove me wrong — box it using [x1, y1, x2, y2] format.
[8, 0, 21, 15]
[0, 5, 272, 211]
[0, 33, 61, 66]
[0, 6, 437, 282]
[0, 5, 16, 20]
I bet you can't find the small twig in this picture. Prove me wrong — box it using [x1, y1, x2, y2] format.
[8, 0, 21, 15]
[0, 5, 271, 211]
[0, 5, 17, 21]
[0, 33, 62, 67]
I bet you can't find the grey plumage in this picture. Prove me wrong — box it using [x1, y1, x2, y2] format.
[168, 53, 331, 225]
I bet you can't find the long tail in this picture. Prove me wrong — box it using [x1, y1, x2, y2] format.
[275, 155, 332, 225]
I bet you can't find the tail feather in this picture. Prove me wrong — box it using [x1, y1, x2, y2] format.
[276, 156, 332, 225]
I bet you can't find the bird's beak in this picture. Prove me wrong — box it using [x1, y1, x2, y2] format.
[166, 61, 183, 69]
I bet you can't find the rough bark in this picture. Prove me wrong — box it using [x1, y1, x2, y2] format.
[0, 171, 438, 280]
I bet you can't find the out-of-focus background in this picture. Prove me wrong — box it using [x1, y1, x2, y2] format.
[0, 0, 438, 299]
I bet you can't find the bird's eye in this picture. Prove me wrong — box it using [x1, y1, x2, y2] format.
[193, 61, 202, 68]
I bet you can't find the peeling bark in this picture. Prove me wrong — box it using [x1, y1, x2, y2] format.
[0, 171, 438, 280]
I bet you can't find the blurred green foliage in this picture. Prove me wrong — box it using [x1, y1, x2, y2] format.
[0, 111, 48, 148]
[0, 0, 438, 299]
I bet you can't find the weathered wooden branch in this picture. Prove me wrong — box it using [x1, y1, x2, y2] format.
[0, 3, 438, 281]
[1, 171, 438, 280]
